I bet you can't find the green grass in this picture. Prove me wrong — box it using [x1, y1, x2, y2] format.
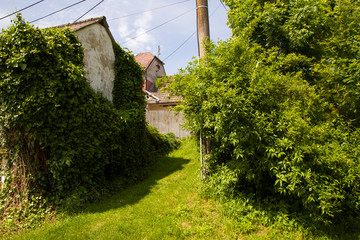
[8, 139, 241, 240]
[6, 138, 360, 239]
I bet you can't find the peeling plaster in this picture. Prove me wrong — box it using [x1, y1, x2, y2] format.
[76, 23, 115, 102]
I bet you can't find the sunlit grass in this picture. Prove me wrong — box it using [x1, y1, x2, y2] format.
[9, 138, 241, 239]
[8, 138, 357, 239]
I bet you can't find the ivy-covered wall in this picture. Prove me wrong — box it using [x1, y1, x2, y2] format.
[0, 15, 151, 209]
[75, 21, 116, 102]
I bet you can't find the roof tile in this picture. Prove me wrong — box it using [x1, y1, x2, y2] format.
[55, 16, 106, 32]
[135, 52, 155, 69]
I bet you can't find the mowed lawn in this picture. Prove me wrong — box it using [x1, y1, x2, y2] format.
[10, 139, 240, 240]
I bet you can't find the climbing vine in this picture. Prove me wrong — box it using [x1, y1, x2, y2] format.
[0, 14, 152, 229]
[112, 42, 145, 111]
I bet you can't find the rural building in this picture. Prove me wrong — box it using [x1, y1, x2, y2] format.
[135, 52, 166, 92]
[146, 89, 190, 138]
[56, 16, 115, 102]
[135, 52, 190, 138]
[57, 18, 190, 138]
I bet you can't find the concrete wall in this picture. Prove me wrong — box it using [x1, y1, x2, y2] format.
[76, 23, 115, 102]
[146, 104, 191, 138]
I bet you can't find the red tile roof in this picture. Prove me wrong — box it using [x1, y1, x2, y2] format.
[135, 52, 155, 70]
[135, 52, 165, 70]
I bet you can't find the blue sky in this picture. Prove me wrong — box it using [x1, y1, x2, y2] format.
[0, 0, 231, 75]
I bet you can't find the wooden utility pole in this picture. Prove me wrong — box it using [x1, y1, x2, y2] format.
[196, 0, 210, 179]
[196, 0, 210, 58]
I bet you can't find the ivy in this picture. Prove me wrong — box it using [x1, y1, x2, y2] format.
[0, 15, 152, 217]
[112, 42, 145, 111]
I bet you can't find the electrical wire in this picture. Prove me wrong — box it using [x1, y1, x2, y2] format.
[162, 2, 223, 62]
[108, 0, 191, 22]
[73, 0, 105, 23]
[30, 0, 87, 24]
[211, 2, 223, 16]
[0, 0, 45, 21]
[121, 7, 195, 45]
[220, 0, 228, 11]
[163, 31, 196, 61]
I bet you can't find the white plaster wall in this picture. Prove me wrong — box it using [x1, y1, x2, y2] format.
[76, 23, 115, 102]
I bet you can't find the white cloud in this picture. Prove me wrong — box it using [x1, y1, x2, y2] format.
[0, 10, 15, 31]
[116, 8, 156, 53]
[117, 19, 130, 38]
[134, 10, 152, 28]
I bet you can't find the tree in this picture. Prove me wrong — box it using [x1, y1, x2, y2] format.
[225, 0, 360, 125]
[165, 0, 360, 221]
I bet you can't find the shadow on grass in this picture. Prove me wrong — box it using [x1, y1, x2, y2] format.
[79, 154, 190, 214]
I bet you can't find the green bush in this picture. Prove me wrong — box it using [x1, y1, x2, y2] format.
[164, 132, 180, 150]
[146, 125, 180, 154]
[166, 0, 360, 222]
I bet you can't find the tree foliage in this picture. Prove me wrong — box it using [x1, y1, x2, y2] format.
[226, 0, 360, 126]
[165, 0, 360, 222]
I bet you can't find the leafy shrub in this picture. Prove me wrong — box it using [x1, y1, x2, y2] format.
[201, 164, 360, 237]
[166, 0, 360, 222]
[0, 194, 54, 238]
[163, 132, 180, 150]
[146, 125, 180, 154]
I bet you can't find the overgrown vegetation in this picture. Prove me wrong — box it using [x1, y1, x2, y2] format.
[0, 15, 175, 235]
[4, 139, 242, 240]
[112, 42, 145, 111]
[7, 139, 359, 240]
[146, 125, 180, 154]
[164, 0, 360, 225]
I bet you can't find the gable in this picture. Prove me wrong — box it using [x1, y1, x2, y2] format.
[76, 23, 115, 102]
[55, 17, 115, 102]
[135, 52, 165, 70]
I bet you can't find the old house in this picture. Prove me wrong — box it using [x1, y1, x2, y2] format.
[56, 18, 190, 138]
[146, 89, 190, 138]
[56, 16, 115, 102]
[135, 52, 165, 92]
[135, 52, 190, 138]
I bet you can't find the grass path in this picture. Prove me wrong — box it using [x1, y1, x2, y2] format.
[10, 139, 240, 240]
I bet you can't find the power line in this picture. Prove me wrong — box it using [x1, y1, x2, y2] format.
[162, 2, 222, 62]
[108, 0, 191, 22]
[0, 0, 45, 21]
[73, 0, 105, 23]
[121, 7, 195, 45]
[211, 2, 222, 16]
[220, 0, 228, 11]
[163, 31, 196, 61]
[30, 0, 87, 24]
